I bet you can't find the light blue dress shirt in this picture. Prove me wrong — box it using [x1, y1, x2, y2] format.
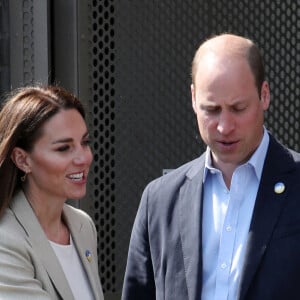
[201, 128, 269, 300]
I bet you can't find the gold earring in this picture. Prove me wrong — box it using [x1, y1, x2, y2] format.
[20, 172, 27, 182]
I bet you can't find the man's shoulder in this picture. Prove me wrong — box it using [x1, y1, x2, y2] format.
[145, 154, 205, 196]
[286, 147, 300, 160]
[268, 133, 300, 162]
[265, 134, 300, 179]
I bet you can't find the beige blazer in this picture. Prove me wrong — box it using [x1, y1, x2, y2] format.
[0, 190, 104, 300]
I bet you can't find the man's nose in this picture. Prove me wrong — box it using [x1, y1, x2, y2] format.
[217, 112, 235, 135]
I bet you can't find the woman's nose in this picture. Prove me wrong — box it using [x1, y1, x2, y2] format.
[73, 147, 93, 165]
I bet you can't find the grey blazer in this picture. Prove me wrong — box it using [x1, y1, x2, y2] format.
[0, 191, 104, 300]
[122, 133, 300, 300]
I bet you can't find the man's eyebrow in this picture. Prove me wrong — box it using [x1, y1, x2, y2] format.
[200, 103, 219, 108]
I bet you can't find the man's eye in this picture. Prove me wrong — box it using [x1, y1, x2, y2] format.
[204, 107, 219, 114]
[233, 106, 246, 112]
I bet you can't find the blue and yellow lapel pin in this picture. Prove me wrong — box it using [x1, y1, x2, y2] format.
[85, 250, 92, 262]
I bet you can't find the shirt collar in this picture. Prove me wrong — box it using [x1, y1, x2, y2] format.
[203, 127, 269, 182]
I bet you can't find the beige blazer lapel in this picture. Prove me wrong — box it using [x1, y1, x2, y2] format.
[64, 206, 104, 300]
[11, 191, 75, 300]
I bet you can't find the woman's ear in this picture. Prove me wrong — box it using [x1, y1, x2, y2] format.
[11, 147, 30, 173]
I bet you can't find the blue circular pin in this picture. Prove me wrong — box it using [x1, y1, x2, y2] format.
[274, 182, 285, 194]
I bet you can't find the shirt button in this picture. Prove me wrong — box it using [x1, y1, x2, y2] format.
[221, 263, 227, 269]
[226, 226, 232, 232]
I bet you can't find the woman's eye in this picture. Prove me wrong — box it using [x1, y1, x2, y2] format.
[56, 145, 70, 152]
[82, 139, 91, 146]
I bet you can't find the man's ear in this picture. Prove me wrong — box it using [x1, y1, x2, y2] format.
[191, 83, 197, 113]
[11, 147, 30, 173]
[260, 81, 271, 111]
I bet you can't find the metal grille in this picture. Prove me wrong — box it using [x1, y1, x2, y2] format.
[0, 0, 9, 97]
[89, 0, 117, 294]
[262, 1, 300, 149]
[23, 0, 34, 85]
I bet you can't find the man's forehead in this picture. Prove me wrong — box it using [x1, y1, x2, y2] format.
[200, 34, 252, 52]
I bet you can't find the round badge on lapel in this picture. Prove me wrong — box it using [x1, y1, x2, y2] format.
[274, 182, 285, 194]
[85, 250, 92, 262]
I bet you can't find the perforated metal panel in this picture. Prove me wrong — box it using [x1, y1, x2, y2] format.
[261, 1, 300, 149]
[0, 0, 10, 97]
[89, 0, 117, 296]
[22, 0, 35, 84]
[8, 0, 50, 89]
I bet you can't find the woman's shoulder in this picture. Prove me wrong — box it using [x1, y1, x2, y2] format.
[63, 204, 92, 220]
[63, 204, 96, 229]
[0, 207, 31, 253]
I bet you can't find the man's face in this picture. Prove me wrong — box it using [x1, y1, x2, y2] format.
[191, 53, 270, 171]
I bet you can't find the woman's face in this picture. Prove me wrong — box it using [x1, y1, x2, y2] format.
[25, 109, 93, 202]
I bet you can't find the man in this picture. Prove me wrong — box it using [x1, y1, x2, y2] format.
[122, 33, 300, 300]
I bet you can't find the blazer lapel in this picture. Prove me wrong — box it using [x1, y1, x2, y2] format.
[10, 191, 74, 300]
[238, 136, 296, 299]
[64, 208, 102, 300]
[179, 156, 205, 300]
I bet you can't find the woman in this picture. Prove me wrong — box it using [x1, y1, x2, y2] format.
[0, 85, 104, 299]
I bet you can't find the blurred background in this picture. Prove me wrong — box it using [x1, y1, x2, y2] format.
[1, 1, 300, 299]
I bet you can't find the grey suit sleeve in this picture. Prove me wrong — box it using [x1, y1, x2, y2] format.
[0, 232, 52, 299]
[122, 185, 156, 300]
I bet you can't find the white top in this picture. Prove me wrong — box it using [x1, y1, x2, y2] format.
[50, 236, 94, 300]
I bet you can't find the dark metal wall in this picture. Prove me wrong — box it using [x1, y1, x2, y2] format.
[0, 0, 9, 96]
[2, 1, 300, 300]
